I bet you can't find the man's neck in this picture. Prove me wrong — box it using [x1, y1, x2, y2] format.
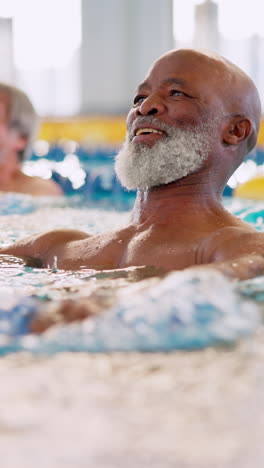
[130, 178, 223, 226]
[0, 167, 24, 190]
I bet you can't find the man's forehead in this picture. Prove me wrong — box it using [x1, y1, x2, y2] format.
[146, 54, 218, 85]
[135, 51, 232, 99]
[154, 49, 224, 70]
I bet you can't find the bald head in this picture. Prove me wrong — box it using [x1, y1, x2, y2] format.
[151, 49, 261, 153]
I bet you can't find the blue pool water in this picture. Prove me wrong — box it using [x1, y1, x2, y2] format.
[0, 193, 263, 354]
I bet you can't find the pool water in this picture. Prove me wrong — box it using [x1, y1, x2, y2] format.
[0, 193, 264, 354]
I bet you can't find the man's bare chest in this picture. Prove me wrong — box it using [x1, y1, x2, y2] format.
[47, 226, 206, 271]
[118, 228, 202, 270]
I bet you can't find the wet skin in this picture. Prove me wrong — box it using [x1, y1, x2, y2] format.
[1, 49, 264, 280]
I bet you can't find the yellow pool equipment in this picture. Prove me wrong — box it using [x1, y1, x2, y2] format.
[234, 175, 264, 200]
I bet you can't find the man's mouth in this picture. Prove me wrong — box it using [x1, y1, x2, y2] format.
[132, 126, 166, 144]
[135, 128, 164, 136]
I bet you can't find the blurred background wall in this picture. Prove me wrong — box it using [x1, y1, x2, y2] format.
[1, 0, 263, 119]
[0, 0, 173, 117]
[81, 0, 173, 114]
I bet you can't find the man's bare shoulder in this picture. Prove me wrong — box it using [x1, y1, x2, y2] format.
[201, 225, 264, 263]
[23, 175, 63, 196]
[0, 224, 135, 270]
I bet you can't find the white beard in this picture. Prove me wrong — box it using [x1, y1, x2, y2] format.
[115, 117, 212, 190]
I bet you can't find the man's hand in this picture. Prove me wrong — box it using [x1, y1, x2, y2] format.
[30, 298, 100, 334]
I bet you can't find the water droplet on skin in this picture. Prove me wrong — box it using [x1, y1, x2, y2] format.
[51, 256, 58, 272]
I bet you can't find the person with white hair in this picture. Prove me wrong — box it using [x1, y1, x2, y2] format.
[0, 83, 62, 196]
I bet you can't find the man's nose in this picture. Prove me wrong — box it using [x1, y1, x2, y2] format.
[136, 94, 165, 116]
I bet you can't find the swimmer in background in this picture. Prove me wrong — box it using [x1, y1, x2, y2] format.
[0, 84, 63, 196]
[1, 48, 264, 283]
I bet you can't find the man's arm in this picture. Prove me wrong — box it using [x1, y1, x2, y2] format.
[197, 229, 264, 280]
[187, 253, 264, 280]
[0, 229, 91, 265]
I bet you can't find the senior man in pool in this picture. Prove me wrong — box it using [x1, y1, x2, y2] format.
[1, 49, 264, 281]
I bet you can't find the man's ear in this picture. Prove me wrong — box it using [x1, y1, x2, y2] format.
[223, 116, 252, 146]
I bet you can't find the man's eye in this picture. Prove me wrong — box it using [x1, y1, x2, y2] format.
[133, 95, 146, 105]
[169, 89, 185, 97]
